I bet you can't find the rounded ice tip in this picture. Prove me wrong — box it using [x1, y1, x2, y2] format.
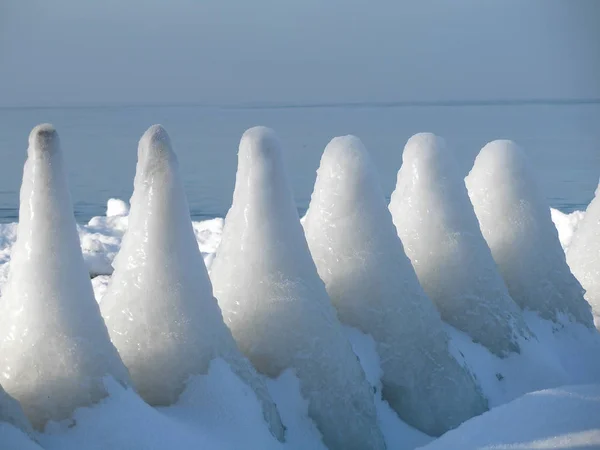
[138, 124, 174, 163]
[402, 132, 448, 165]
[28, 123, 60, 157]
[322, 135, 368, 167]
[239, 126, 282, 161]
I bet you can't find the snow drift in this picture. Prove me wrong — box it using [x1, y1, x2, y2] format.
[418, 384, 600, 450]
[303, 135, 487, 436]
[0, 124, 131, 429]
[210, 127, 386, 450]
[99, 125, 284, 439]
[567, 180, 600, 329]
[466, 140, 593, 327]
[388, 133, 528, 356]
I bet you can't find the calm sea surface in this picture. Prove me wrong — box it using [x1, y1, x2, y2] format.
[0, 102, 599, 223]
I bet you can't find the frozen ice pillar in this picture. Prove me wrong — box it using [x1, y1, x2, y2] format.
[303, 136, 487, 436]
[389, 133, 528, 356]
[0, 124, 131, 429]
[466, 140, 593, 327]
[567, 180, 600, 329]
[100, 125, 284, 440]
[210, 127, 385, 450]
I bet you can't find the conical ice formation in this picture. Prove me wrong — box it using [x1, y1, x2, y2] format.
[210, 127, 385, 450]
[466, 140, 593, 327]
[0, 124, 131, 429]
[567, 180, 600, 329]
[303, 135, 488, 436]
[389, 133, 529, 357]
[100, 125, 284, 440]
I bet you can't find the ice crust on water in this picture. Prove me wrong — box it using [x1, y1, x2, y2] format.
[303, 135, 488, 436]
[0, 124, 131, 429]
[389, 133, 528, 357]
[466, 140, 594, 327]
[99, 125, 284, 440]
[568, 180, 600, 328]
[210, 127, 386, 450]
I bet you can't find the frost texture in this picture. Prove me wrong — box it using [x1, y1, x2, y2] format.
[466, 140, 593, 327]
[99, 125, 284, 440]
[567, 180, 600, 329]
[389, 133, 528, 357]
[303, 136, 488, 436]
[210, 127, 385, 450]
[0, 124, 131, 429]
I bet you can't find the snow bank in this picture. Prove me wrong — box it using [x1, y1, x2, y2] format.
[99, 125, 283, 439]
[466, 140, 593, 327]
[418, 384, 600, 450]
[303, 135, 487, 436]
[0, 124, 131, 429]
[389, 133, 528, 356]
[567, 181, 600, 328]
[210, 127, 385, 450]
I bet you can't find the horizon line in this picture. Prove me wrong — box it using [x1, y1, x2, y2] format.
[1, 97, 600, 111]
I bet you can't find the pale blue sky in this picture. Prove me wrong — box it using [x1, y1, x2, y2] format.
[1, 0, 598, 106]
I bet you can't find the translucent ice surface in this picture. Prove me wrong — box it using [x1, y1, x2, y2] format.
[389, 133, 528, 356]
[466, 140, 593, 327]
[100, 125, 284, 440]
[0, 124, 131, 429]
[303, 135, 487, 436]
[210, 127, 385, 450]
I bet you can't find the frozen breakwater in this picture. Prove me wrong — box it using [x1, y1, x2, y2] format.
[0, 124, 599, 450]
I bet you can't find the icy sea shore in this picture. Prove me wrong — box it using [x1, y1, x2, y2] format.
[0, 201, 598, 450]
[1, 124, 600, 450]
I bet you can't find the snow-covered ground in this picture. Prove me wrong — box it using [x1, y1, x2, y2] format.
[0, 199, 599, 449]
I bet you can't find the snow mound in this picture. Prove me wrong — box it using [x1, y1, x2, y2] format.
[100, 125, 284, 439]
[0, 124, 131, 430]
[466, 140, 593, 327]
[303, 135, 487, 436]
[210, 127, 385, 450]
[567, 180, 600, 329]
[389, 132, 528, 356]
[418, 384, 600, 450]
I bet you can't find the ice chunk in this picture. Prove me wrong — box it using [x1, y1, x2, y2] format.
[567, 180, 600, 329]
[389, 133, 528, 356]
[100, 125, 284, 440]
[466, 140, 593, 327]
[210, 127, 385, 450]
[0, 124, 131, 429]
[303, 135, 488, 436]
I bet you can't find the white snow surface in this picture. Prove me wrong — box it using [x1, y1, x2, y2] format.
[567, 181, 600, 329]
[209, 127, 386, 450]
[0, 125, 131, 430]
[417, 384, 600, 450]
[466, 140, 593, 327]
[303, 135, 487, 436]
[99, 125, 284, 439]
[388, 133, 528, 356]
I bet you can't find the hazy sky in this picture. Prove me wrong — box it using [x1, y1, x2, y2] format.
[1, 0, 599, 106]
